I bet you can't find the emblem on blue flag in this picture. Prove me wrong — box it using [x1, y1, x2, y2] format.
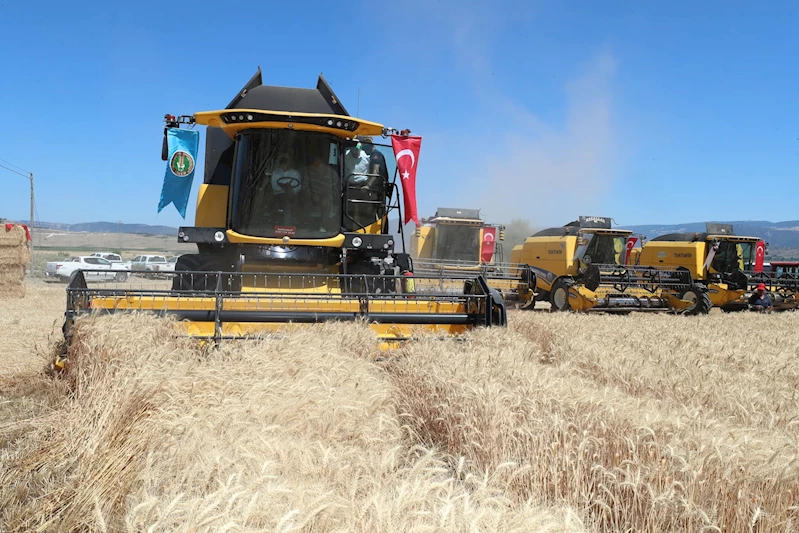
[158, 128, 200, 218]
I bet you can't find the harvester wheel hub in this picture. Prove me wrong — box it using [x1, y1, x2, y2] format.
[552, 286, 568, 310]
[683, 290, 698, 307]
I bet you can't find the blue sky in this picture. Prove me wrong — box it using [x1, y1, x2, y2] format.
[0, 1, 796, 230]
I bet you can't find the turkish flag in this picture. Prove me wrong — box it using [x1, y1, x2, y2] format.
[754, 240, 765, 273]
[481, 227, 497, 263]
[391, 135, 422, 226]
[625, 237, 639, 265]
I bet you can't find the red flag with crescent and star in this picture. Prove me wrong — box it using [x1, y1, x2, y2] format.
[754, 240, 766, 273]
[481, 227, 497, 263]
[391, 135, 422, 226]
[624, 237, 638, 264]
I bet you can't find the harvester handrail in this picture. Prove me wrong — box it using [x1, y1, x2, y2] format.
[412, 259, 530, 281]
[586, 263, 695, 293]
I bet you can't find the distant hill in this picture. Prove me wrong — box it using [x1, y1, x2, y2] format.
[625, 220, 799, 248]
[11, 221, 178, 236]
[10, 218, 799, 258]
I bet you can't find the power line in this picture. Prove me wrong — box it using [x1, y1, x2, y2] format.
[0, 158, 29, 174]
[0, 162, 29, 179]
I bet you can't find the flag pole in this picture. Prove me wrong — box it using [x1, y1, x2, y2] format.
[392, 166, 407, 253]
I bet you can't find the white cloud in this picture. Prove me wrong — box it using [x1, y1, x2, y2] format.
[455, 51, 619, 227]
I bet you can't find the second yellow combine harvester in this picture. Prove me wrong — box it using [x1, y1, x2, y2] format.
[511, 216, 711, 314]
[61, 70, 506, 350]
[410, 207, 536, 307]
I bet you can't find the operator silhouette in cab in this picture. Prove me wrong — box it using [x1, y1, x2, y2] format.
[345, 136, 388, 189]
[271, 154, 302, 195]
[748, 283, 773, 313]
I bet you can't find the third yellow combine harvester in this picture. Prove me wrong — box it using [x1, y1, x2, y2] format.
[634, 223, 798, 311]
[410, 207, 535, 307]
[61, 70, 506, 350]
[510, 216, 710, 314]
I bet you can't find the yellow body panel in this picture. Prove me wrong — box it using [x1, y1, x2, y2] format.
[226, 229, 347, 248]
[194, 110, 385, 139]
[195, 184, 229, 227]
[567, 286, 692, 313]
[180, 322, 470, 350]
[411, 226, 434, 259]
[636, 241, 705, 279]
[510, 235, 579, 289]
[89, 295, 467, 315]
[707, 285, 746, 307]
[86, 294, 476, 348]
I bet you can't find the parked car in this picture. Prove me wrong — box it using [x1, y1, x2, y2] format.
[90, 252, 123, 263]
[44, 256, 128, 282]
[130, 255, 169, 278]
[90, 252, 131, 273]
[162, 256, 179, 274]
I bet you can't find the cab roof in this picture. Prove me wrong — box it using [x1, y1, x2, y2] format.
[204, 69, 354, 186]
[225, 68, 349, 116]
[651, 233, 760, 242]
[533, 216, 631, 237]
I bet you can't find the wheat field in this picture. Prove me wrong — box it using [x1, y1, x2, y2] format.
[1, 283, 799, 532]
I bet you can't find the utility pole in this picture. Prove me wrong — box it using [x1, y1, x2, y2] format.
[0, 160, 35, 274]
[29, 172, 34, 274]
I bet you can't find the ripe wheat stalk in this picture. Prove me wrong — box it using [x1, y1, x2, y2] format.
[1, 284, 798, 532]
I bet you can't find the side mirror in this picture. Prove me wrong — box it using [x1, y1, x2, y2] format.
[161, 128, 169, 161]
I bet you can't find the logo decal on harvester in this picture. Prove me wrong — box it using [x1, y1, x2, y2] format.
[169, 150, 195, 177]
[529, 266, 556, 285]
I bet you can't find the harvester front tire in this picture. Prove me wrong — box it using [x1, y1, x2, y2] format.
[171, 254, 241, 292]
[549, 279, 570, 312]
[681, 284, 711, 316]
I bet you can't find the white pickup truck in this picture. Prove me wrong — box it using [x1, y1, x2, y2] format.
[130, 255, 170, 278]
[45, 256, 130, 282]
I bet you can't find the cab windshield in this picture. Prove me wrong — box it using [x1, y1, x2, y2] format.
[230, 130, 342, 239]
[584, 233, 626, 265]
[711, 241, 755, 272]
[436, 224, 481, 262]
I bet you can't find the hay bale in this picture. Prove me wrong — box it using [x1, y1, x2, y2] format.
[0, 264, 25, 298]
[0, 226, 30, 299]
[0, 225, 28, 247]
[0, 246, 31, 266]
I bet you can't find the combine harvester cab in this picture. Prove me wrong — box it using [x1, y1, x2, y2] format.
[62, 70, 507, 351]
[510, 216, 709, 314]
[636, 223, 791, 311]
[410, 207, 536, 308]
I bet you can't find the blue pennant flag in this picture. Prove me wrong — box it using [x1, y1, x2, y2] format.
[158, 128, 200, 218]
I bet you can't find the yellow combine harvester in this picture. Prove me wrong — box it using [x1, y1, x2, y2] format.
[510, 216, 710, 314]
[634, 223, 796, 311]
[61, 71, 506, 350]
[410, 207, 535, 307]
